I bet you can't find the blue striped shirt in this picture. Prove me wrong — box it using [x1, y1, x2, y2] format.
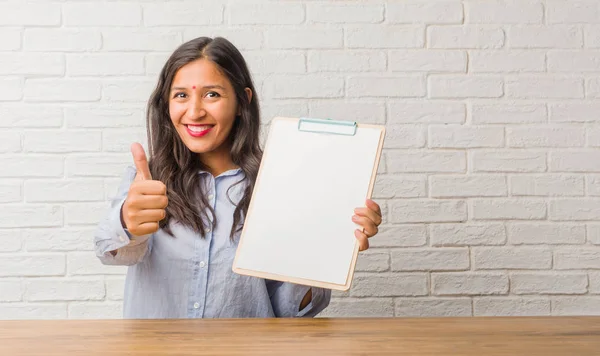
[94, 166, 331, 318]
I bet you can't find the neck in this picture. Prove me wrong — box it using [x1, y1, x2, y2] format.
[198, 146, 237, 177]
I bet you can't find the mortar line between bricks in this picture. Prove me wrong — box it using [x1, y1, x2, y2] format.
[470, 296, 474, 316]
[542, 0, 547, 25]
[302, 2, 307, 25]
[428, 272, 432, 296]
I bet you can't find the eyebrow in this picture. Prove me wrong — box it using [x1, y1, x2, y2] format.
[171, 85, 226, 91]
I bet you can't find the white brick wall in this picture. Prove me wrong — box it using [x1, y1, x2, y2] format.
[1, 0, 599, 320]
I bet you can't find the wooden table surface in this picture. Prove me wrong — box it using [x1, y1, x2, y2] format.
[1, 317, 599, 355]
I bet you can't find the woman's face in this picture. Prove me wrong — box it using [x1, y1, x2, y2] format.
[168, 58, 241, 159]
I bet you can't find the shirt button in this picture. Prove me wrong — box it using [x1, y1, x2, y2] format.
[193, 302, 200, 309]
[206, 227, 211, 233]
[199, 261, 206, 268]
[119, 236, 126, 242]
[208, 194, 214, 200]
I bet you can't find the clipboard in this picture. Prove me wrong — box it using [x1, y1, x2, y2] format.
[232, 117, 385, 291]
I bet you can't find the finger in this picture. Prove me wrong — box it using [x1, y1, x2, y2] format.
[132, 180, 167, 196]
[132, 222, 159, 236]
[131, 142, 152, 181]
[354, 229, 369, 251]
[352, 215, 379, 237]
[366, 199, 382, 217]
[354, 207, 382, 226]
[135, 209, 166, 223]
[128, 194, 168, 210]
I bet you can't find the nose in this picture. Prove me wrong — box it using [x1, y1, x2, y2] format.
[185, 97, 206, 120]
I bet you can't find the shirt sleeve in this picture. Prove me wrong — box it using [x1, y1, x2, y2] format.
[94, 165, 153, 266]
[266, 280, 332, 318]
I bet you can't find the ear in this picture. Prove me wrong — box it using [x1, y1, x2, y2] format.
[245, 87, 253, 103]
[237, 88, 253, 116]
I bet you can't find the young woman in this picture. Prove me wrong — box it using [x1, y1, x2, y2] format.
[94, 37, 383, 319]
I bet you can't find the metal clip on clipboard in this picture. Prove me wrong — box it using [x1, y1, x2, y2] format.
[297, 118, 357, 136]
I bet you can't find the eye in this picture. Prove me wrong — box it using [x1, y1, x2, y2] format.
[173, 92, 187, 99]
[205, 91, 220, 98]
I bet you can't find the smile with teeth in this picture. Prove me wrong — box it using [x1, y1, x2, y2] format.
[185, 124, 214, 137]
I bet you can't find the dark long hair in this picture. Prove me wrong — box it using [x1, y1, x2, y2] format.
[146, 37, 262, 239]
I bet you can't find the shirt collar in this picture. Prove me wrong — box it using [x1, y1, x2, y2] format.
[198, 167, 243, 178]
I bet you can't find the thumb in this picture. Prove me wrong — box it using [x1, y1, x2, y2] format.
[131, 142, 152, 180]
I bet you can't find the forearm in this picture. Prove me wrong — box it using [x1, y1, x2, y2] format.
[99, 238, 150, 265]
[94, 166, 152, 266]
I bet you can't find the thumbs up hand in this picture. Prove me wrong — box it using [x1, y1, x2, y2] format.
[121, 143, 168, 237]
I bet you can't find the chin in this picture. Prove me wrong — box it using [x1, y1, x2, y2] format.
[183, 142, 213, 154]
